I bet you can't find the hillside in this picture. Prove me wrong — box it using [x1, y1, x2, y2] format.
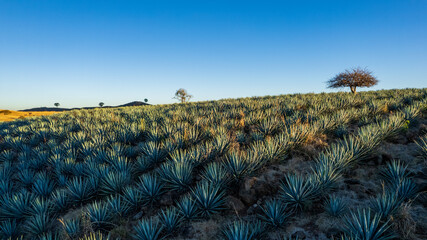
[0, 89, 426, 240]
[0, 109, 58, 122]
[20, 101, 150, 112]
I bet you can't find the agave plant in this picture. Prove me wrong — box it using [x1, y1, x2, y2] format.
[257, 117, 280, 136]
[0, 220, 21, 240]
[279, 174, 319, 211]
[100, 171, 131, 195]
[29, 197, 53, 216]
[158, 207, 182, 235]
[201, 162, 230, 187]
[39, 231, 61, 240]
[24, 213, 52, 238]
[32, 175, 56, 198]
[17, 169, 35, 188]
[222, 152, 256, 182]
[108, 156, 133, 174]
[380, 160, 409, 187]
[340, 136, 373, 165]
[344, 209, 395, 240]
[371, 191, 403, 219]
[211, 134, 231, 158]
[0, 150, 15, 163]
[122, 186, 144, 211]
[191, 182, 226, 218]
[310, 161, 341, 194]
[158, 160, 193, 192]
[176, 195, 199, 220]
[258, 199, 291, 228]
[140, 142, 167, 165]
[221, 220, 265, 240]
[401, 104, 420, 121]
[66, 177, 94, 204]
[415, 135, 427, 159]
[79, 231, 110, 240]
[324, 195, 347, 217]
[138, 174, 164, 205]
[134, 156, 152, 174]
[51, 189, 70, 213]
[0, 179, 13, 195]
[378, 114, 405, 140]
[60, 217, 81, 239]
[85, 201, 113, 231]
[132, 218, 163, 240]
[394, 178, 418, 201]
[107, 195, 131, 218]
[0, 192, 33, 220]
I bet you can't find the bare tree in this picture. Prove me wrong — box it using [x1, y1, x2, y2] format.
[173, 88, 192, 103]
[54, 103, 60, 108]
[99, 102, 104, 108]
[327, 67, 378, 94]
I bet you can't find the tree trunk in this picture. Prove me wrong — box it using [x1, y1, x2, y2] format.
[350, 86, 357, 94]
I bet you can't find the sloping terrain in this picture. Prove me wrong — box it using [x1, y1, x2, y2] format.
[0, 89, 426, 240]
[20, 101, 150, 112]
[0, 109, 58, 122]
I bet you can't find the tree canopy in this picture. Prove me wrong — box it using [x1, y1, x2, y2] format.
[327, 67, 378, 94]
[173, 88, 192, 103]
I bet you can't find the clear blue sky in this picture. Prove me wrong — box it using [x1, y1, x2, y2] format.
[1, 0, 426, 110]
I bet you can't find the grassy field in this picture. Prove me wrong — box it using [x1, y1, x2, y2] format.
[0, 89, 426, 240]
[0, 109, 58, 122]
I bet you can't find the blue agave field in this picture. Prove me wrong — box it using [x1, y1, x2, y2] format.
[0, 89, 426, 240]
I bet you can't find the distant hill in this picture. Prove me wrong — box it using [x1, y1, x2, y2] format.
[20, 101, 150, 112]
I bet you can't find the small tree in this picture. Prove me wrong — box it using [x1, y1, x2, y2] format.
[99, 102, 104, 108]
[173, 88, 192, 103]
[327, 67, 378, 94]
[54, 103, 60, 108]
[144, 98, 148, 103]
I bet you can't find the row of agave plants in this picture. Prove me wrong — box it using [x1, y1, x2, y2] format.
[222, 101, 426, 239]
[0, 88, 425, 239]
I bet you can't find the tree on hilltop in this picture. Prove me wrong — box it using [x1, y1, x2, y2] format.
[327, 67, 378, 94]
[99, 102, 104, 108]
[54, 103, 60, 108]
[173, 88, 192, 103]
